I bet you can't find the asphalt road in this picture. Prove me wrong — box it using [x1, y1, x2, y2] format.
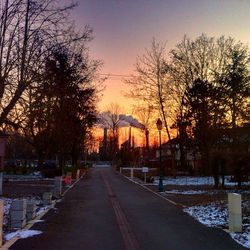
[9, 167, 246, 250]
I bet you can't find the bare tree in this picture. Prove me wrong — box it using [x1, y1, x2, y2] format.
[168, 34, 250, 178]
[0, 0, 88, 128]
[125, 39, 175, 141]
[98, 103, 124, 161]
[168, 35, 249, 131]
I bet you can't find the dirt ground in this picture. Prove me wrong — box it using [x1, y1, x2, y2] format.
[145, 183, 249, 205]
[2, 179, 68, 199]
[145, 183, 250, 228]
[164, 185, 250, 206]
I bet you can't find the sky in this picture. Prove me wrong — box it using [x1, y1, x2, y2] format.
[63, 0, 250, 112]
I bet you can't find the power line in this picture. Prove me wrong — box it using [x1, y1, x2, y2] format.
[100, 73, 133, 78]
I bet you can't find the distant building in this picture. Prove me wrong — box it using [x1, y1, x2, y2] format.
[155, 138, 202, 176]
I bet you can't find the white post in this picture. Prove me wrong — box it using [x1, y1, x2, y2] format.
[228, 193, 242, 232]
[144, 173, 146, 184]
[131, 168, 134, 179]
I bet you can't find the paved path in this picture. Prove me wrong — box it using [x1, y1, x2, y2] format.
[9, 167, 246, 250]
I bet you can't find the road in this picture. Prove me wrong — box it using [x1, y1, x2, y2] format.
[9, 167, 246, 250]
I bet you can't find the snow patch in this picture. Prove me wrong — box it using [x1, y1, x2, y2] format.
[165, 190, 208, 195]
[32, 219, 44, 223]
[4, 230, 42, 241]
[184, 203, 227, 227]
[231, 231, 250, 248]
[184, 201, 250, 248]
[36, 205, 51, 216]
[153, 176, 250, 186]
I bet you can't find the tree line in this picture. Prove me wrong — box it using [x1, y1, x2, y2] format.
[0, 0, 102, 169]
[125, 35, 250, 183]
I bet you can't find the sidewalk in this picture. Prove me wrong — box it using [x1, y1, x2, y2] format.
[8, 167, 247, 250]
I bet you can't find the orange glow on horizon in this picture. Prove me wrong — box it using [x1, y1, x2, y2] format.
[93, 125, 176, 152]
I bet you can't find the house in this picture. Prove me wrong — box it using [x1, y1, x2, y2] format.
[155, 138, 202, 175]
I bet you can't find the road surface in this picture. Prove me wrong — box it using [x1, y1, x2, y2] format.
[9, 167, 246, 250]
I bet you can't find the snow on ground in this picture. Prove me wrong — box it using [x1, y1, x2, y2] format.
[152, 176, 250, 186]
[165, 190, 208, 195]
[184, 201, 250, 248]
[36, 204, 53, 216]
[4, 229, 42, 241]
[149, 176, 250, 248]
[184, 202, 228, 227]
[165, 189, 250, 195]
[32, 219, 44, 223]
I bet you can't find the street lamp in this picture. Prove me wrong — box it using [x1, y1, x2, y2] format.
[156, 118, 164, 192]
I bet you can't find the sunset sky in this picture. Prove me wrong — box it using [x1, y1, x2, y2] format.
[63, 0, 250, 112]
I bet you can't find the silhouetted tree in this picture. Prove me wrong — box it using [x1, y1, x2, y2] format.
[216, 44, 250, 129]
[168, 34, 249, 176]
[23, 42, 101, 169]
[0, 0, 86, 129]
[125, 39, 178, 175]
[125, 39, 174, 141]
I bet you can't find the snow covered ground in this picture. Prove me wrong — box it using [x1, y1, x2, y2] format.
[184, 201, 250, 249]
[149, 176, 250, 248]
[165, 189, 250, 195]
[152, 176, 250, 186]
[5, 229, 42, 241]
[165, 190, 209, 195]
